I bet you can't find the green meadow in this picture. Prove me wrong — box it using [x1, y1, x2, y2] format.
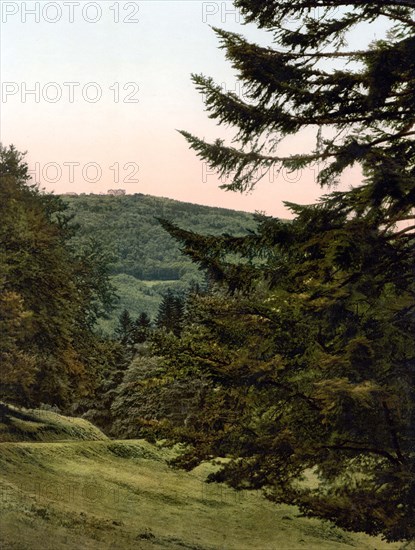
[0, 407, 403, 550]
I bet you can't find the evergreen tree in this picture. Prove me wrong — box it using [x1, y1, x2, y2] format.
[156, 289, 185, 337]
[158, 1, 415, 542]
[132, 311, 152, 344]
[115, 310, 153, 350]
[115, 309, 134, 347]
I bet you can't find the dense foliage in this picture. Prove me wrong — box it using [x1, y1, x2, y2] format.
[62, 194, 257, 331]
[2, 0, 414, 541]
[140, 0, 414, 542]
[63, 194, 256, 281]
[155, 290, 186, 337]
[0, 145, 116, 408]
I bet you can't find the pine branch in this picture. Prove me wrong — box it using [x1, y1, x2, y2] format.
[319, 444, 402, 465]
[389, 224, 415, 238]
[378, 8, 415, 26]
[254, 378, 322, 412]
[244, 0, 415, 9]
[281, 50, 373, 58]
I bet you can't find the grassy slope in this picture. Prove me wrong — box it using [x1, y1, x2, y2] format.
[0, 407, 402, 550]
[0, 404, 108, 443]
[0, 439, 402, 550]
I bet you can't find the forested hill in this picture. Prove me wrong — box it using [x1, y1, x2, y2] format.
[62, 193, 258, 330]
[63, 193, 257, 280]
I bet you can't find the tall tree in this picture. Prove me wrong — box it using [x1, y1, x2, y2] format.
[115, 309, 135, 347]
[156, 289, 185, 337]
[132, 312, 152, 344]
[0, 145, 116, 407]
[159, 1, 415, 542]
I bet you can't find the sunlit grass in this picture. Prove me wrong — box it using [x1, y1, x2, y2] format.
[0, 434, 402, 549]
[0, 404, 108, 443]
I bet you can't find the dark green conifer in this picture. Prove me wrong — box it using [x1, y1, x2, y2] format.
[158, 1, 414, 541]
[156, 289, 185, 337]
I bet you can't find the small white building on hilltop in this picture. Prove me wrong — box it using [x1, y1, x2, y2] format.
[107, 189, 126, 196]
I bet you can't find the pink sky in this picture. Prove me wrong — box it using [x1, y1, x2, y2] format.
[1, 1, 382, 217]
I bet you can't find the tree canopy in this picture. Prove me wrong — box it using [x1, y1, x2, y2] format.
[61, 193, 257, 332]
[0, 145, 116, 408]
[157, 0, 414, 542]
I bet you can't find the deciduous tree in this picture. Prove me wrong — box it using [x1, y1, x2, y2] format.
[0, 145, 116, 407]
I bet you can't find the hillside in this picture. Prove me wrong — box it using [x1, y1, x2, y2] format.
[0, 408, 402, 550]
[62, 194, 258, 331]
[0, 403, 108, 443]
